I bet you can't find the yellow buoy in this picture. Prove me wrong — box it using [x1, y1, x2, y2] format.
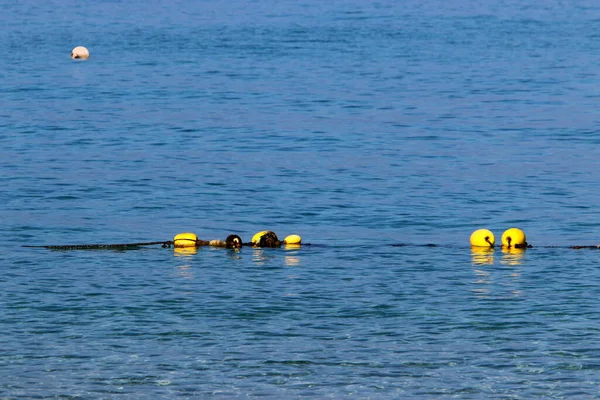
[470, 229, 495, 247]
[71, 46, 90, 59]
[173, 232, 198, 248]
[283, 234, 302, 245]
[501, 228, 527, 248]
[251, 230, 270, 244]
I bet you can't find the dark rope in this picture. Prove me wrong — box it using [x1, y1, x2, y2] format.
[485, 236, 493, 247]
[23, 241, 173, 250]
[22, 240, 312, 251]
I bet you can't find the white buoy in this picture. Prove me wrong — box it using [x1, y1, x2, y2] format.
[71, 46, 90, 60]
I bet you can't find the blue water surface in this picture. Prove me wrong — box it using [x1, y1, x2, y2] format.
[2, 0, 600, 398]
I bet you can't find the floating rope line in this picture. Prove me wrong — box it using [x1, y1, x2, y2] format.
[23, 241, 174, 250]
[19, 227, 600, 251]
[19, 242, 600, 251]
[394, 244, 599, 249]
[21, 232, 303, 250]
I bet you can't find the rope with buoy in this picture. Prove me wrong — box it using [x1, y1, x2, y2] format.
[20, 227, 600, 251]
[469, 227, 600, 249]
[23, 231, 305, 251]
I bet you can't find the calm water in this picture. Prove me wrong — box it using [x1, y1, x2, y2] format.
[3, 0, 600, 398]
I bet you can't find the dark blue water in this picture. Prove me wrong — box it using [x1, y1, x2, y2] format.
[3, 1, 600, 398]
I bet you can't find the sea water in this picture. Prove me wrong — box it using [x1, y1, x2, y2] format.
[2, 0, 600, 398]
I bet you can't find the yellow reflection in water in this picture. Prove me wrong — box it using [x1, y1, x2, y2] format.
[173, 247, 198, 256]
[501, 247, 526, 266]
[285, 255, 300, 266]
[471, 247, 494, 266]
[176, 265, 195, 280]
[252, 248, 302, 267]
[470, 247, 524, 298]
[284, 244, 302, 266]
